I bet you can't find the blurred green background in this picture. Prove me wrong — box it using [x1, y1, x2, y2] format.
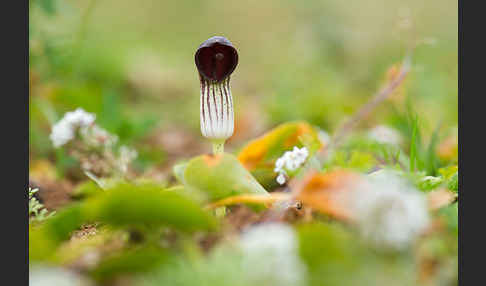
[29, 0, 457, 174]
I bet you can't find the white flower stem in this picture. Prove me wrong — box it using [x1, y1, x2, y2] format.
[212, 139, 225, 155]
[214, 206, 227, 218]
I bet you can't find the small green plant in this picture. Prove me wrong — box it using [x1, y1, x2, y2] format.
[29, 187, 56, 223]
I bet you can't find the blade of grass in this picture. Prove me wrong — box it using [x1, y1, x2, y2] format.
[331, 55, 412, 149]
[425, 121, 442, 175]
[409, 114, 418, 172]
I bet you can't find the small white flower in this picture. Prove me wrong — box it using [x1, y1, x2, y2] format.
[50, 108, 96, 147]
[368, 125, 402, 145]
[284, 153, 300, 171]
[239, 223, 307, 286]
[276, 173, 287, 185]
[274, 157, 285, 173]
[293, 146, 309, 165]
[63, 108, 96, 127]
[50, 121, 76, 148]
[274, 146, 309, 184]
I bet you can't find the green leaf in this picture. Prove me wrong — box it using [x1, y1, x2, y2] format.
[29, 204, 87, 261]
[425, 123, 442, 175]
[43, 203, 86, 243]
[298, 223, 360, 268]
[31, 183, 216, 254]
[29, 226, 58, 262]
[183, 153, 268, 202]
[91, 246, 169, 282]
[417, 175, 444, 192]
[85, 183, 216, 231]
[173, 161, 189, 184]
[447, 172, 458, 193]
[297, 223, 363, 286]
[71, 180, 104, 200]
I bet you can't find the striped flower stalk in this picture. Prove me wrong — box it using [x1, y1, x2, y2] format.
[195, 36, 238, 154]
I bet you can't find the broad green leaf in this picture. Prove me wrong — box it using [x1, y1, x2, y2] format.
[85, 183, 216, 231]
[298, 223, 362, 286]
[30, 183, 216, 257]
[91, 246, 169, 282]
[29, 204, 86, 261]
[298, 222, 415, 286]
[71, 180, 104, 200]
[237, 121, 322, 189]
[173, 161, 189, 183]
[183, 153, 268, 202]
[29, 226, 58, 262]
[43, 203, 87, 243]
[52, 226, 115, 265]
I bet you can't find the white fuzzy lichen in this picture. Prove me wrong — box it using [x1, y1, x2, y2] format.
[274, 146, 309, 185]
[29, 265, 92, 286]
[346, 170, 430, 250]
[49, 108, 96, 147]
[239, 223, 307, 286]
[200, 77, 234, 140]
[367, 125, 402, 145]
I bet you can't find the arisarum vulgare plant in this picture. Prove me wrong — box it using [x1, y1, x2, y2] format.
[195, 36, 238, 154]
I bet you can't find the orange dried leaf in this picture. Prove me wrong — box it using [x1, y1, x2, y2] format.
[437, 135, 458, 161]
[205, 192, 291, 210]
[294, 170, 364, 221]
[237, 121, 321, 171]
[427, 189, 457, 210]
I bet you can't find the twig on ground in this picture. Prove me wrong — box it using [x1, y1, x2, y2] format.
[328, 55, 412, 152]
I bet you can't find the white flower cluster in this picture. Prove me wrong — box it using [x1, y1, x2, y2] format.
[81, 125, 118, 148]
[274, 146, 309, 185]
[239, 223, 307, 286]
[367, 125, 402, 145]
[49, 108, 137, 179]
[50, 108, 96, 147]
[118, 146, 138, 174]
[346, 170, 430, 250]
